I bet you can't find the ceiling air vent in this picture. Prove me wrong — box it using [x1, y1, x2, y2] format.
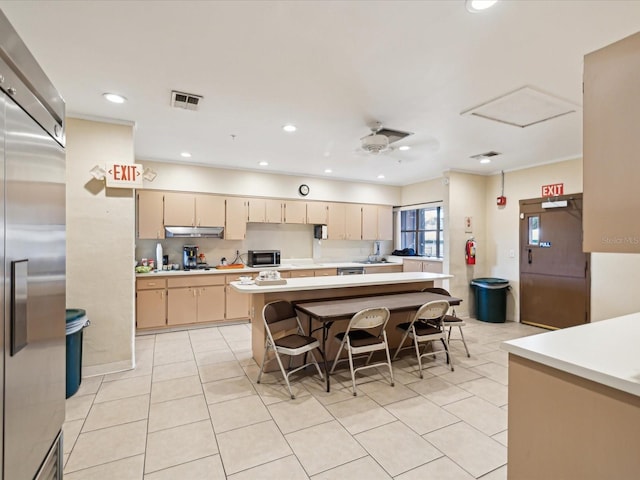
[375, 127, 413, 144]
[171, 90, 203, 111]
[470, 151, 501, 160]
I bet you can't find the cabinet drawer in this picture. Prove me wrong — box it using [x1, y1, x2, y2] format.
[289, 269, 315, 278]
[225, 273, 255, 284]
[136, 278, 167, 290]
[168, 275, 225, 288]
[314, 268, 337, 276]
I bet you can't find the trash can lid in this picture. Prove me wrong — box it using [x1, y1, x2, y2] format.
[66, 309, 87, 323]
[471, 277, 510, 288]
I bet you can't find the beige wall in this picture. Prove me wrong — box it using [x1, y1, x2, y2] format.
[400, 177, 445, 206]
[66, 118, 136, 375]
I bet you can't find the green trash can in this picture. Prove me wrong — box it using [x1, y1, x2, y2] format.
[66, 309, 90, 399]
[470, 278, 510, 323]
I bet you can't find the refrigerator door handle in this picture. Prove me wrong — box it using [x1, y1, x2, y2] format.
[11, 259, 29, 356]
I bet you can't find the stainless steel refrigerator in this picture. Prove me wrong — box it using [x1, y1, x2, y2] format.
[1, 10, 66, 480]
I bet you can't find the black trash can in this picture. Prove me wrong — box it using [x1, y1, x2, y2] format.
[66, 309, 90, 399]
[470, 278, 510, 323]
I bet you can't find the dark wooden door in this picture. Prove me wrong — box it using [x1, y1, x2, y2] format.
[519, 194, 590, 329]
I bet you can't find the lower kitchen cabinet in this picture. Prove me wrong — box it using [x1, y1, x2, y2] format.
[289, 269, 315, 278]
[364, 265, 403, 274]
[167, 276, 225, 326]
[403, 259, 443, 286]
[136, 289, 167, 328]
[314, 268, 338, 276]
[225, 274, 250, 320]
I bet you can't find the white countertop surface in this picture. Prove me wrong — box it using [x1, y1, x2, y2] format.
[136, 260, 403, 277]
[501, 312, 640, 397]
[230, 271, 452, 294]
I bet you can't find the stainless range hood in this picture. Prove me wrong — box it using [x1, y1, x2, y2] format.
[165, 226, 224, 238]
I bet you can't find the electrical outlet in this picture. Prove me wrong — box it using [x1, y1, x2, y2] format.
[509, 249, 515, 258]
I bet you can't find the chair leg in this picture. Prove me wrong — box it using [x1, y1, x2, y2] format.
[347, 346, 358, 396]
[413, 336, 424, 379]
[442, 337, 454, 372]
[393, 329, 410, 360]
[383, 333, 394, 387]
[256, 343, 270, 384]
[273, 350, 296, 399]
[308, 349, 324, 379]
[458, 325, 471, 357]
[330, 340, 345, 374]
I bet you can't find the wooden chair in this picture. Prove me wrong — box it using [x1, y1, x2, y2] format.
[257, 300, 324, 399]
[330, 307, 394, 396]
[422, 287, 470, 357]
[393, 300, 453, 378]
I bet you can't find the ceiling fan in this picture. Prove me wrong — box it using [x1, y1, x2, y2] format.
[359, 123, 414, 155]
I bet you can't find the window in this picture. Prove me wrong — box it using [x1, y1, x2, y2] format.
[400, 205, 444, 258]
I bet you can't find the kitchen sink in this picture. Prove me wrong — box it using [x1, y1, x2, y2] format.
[355, 260, 389, 265]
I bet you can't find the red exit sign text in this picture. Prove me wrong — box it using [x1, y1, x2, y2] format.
[541, 183, 564, 197]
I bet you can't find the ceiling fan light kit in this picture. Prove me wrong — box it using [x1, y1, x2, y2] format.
[361, 134, 390, 154]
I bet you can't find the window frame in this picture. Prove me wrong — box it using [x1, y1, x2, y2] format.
[398, 203, 444, 258]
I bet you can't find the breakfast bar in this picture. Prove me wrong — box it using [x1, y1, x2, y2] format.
[501, 313, 640, 480]
[230, 271, 452, 369]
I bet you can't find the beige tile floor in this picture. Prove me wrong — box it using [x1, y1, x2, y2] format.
[63, 318, 544, 479]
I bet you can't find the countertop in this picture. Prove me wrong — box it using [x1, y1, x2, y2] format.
[501, 312, 640, 397]
[135, 260, 404, 277]
[229, 271, 452, 294]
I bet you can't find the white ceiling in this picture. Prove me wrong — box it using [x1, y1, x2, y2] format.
[1, 1, 639, 186]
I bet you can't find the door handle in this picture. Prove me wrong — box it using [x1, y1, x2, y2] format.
[11, 259, 29, 356]
[528, 249, 532, 264]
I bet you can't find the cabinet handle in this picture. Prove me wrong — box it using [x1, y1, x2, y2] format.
[148, 282, 156, 286]
[193, 289, 196, 297]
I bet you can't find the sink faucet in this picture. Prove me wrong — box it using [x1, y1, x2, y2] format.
[374, 241, 381, 256]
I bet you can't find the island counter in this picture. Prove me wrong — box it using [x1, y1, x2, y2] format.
[231, 271, 452, 368]
[501, 313, 640, 480]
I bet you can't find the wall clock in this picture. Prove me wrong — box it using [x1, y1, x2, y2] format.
[298, 184, 310, 196]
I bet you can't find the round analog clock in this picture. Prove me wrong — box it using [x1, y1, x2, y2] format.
[298, 184, 310, 196]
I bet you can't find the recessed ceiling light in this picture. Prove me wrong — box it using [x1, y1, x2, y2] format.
[180, 152, 192, 158]
[398, 146, 411, 151]
[377, 174, 385, 179]
[480, 158, 492, 164]
[258, 161, 269, 166]
[324, 169, 332, 174]
[103, 93, 127, 104]
[466, 0, 498, 13]
[282, 124, 297, 133]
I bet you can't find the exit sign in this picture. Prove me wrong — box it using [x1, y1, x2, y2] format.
[106, 163, 143, 188]
[541, 183, 564, 197]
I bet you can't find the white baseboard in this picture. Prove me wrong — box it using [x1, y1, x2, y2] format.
[82, 359, 134, 378]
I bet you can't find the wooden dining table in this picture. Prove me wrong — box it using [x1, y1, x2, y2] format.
[294, 290, 461, 392]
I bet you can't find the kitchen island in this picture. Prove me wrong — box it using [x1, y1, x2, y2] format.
[231, 271, 452, 368]
[501, 313, 640, 480]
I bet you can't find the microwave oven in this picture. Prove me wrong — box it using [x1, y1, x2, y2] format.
[247, 250, 281, 267]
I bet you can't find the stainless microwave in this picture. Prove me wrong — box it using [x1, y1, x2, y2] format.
[247, 250, 281, 267]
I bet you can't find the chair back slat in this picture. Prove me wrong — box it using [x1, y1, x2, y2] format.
[422, 286, 451, 296]
[413, 300, 450, 324]
[348, 307, 390, 331]
[263, 300, 297, 325]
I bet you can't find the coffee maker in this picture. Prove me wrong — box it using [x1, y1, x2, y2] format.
[183, 245, 198, 270]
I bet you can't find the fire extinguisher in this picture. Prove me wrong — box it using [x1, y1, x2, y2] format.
[465, 237, 476, 265]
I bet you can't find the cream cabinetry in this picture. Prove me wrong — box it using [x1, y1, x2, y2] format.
[288, 268, 337, 278]
[225, 197, 248, 240]
[361, 204, 393, 241]
[583, 31, 640, 253]
[166, 276, 225, 326]
[377, 205, 393, 241]
[248, 198, 283, 223]
[289, 269, 315, 278]
[163, 192, 225, 227]
[283, 201, 307, 224]
[136, 278, 167, 328]
[364, 265, 403, 274]
[307, 202, 328, 224]
[137, 190, 165, 239]
[225, 274, 250, 320]
[403, 259, 443, 286]
[328, 203, 362, 240]
[314, 268, 338, 276]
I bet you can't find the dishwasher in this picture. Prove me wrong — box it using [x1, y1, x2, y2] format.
[337, 266, 365, 275]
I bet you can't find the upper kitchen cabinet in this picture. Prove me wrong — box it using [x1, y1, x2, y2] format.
[306, 202, 328, 224]
[137, 190, 165, 239]
[247, 198, 282, 223]
[583, 31, 640, 253]
[283, 200, 307, 224]
[163, 192, 195, 226]
[195, 194, 225, 227]
[164, 192, 225, 227]
[327, 203, 361, 240]
[362, 205, 393, 241]
[225, 197, 248, 239]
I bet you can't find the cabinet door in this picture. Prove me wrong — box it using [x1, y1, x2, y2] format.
[225, 197, 248, 239]
[345, 204, 362, 240]
[314, 268, 337, 277]
[361, 205, 378, 241]
[247, 198, 266, 223]
[167, 287, 197, 325]
[225, 281, 250, 320]
[403, 259, 423, 272]
[197, 286, 226, 323]
[422, 261, 443, 274]
[307, 202, 328, 224]
[283, 201, 307, 224]
[137, 190, 165, 239]
[265, 199, 283, 223]
[196, 195, 225, 227]
[377, 205, 393, 240]
[327, 203, 346, 239]
[164, 192, 195, 226]
[136, 289, 166, 328]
